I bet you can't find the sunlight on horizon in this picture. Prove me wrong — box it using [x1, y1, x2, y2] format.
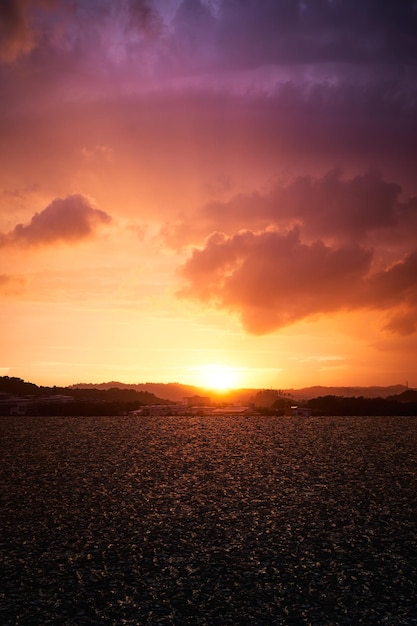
[192, 364, 241, 392]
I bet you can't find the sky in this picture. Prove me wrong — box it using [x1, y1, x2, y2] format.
[1, 0, 417, 391]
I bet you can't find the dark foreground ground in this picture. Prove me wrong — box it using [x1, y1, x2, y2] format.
[1, 415, 417, 625]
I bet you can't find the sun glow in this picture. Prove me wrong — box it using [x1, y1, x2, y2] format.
[195, 364, 240, 392]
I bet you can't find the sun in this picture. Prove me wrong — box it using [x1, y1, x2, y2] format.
[195, 364, 240, 392]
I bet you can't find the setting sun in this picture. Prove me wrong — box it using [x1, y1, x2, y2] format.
[194, 364, 240, 392]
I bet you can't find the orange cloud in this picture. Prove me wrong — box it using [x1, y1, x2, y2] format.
[179, 228, 373, 334]
[1, 194, 111, 248]
[370, 253, 417, 335]
[179, 227, 417, 336]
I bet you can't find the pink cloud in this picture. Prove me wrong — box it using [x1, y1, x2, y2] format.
[2, 194, 111, 247]
[166, 170, 416, 249]
[179, 227, 417, 336]
[179, 228, 373, 334]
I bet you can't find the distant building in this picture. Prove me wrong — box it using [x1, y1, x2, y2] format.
[0, 393, 76, 416]
[209, 406, 252, 416]
[0, 394, 35, 416]
[183, 395, 211, 408]
[131, 404, 183, 417]
[288, 406, 312, 417]
[37, 395, 74, 404]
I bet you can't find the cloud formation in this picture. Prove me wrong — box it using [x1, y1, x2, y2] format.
[1, 3, 416, 195]
[223, 0, 417, 66]
[2, 194, 111, 247]
[1, 0, 417, 387]
[0, 0, 33, 62]
[168, 170, 417, 250]
[179, 227, 417, 336]
[179, 228, 371, 334]
[178, 169, 417, 336]
[3, 1, 417, 81]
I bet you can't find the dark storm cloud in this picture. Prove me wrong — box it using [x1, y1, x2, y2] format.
[170, 0, 417, 69]
[0, 0, 163, 81]
[1, 1, 417, 161]
[0, 0, 33, 61]
[260, 170, 415, 243]
[183, 0, 417, 71]
[3, 0, 417, 72]
[1, 194, 111, 247]
[167, 171, 417, 249]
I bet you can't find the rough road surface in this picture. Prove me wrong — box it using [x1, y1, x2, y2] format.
[1, 415, 417, 624]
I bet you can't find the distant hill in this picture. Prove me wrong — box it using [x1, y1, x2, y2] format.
[387, 389, 417, 402]
[0, 377, 170, 406]
[70, 381, 205, 402]
[286, 385, 409, 400]
[70, 381, 261, 404]
[70, 381, 411, 402]
[2, 377, 416, 416]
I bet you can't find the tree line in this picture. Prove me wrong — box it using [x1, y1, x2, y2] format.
[0, 376, 172, 416]
[253, 388, 417, 416]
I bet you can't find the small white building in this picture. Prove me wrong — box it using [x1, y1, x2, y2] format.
[289, 406, 312, 417]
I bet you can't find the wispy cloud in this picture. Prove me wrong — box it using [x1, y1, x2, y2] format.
[0, 272, 26, 295]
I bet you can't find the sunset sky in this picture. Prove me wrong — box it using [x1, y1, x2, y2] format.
[1, 0, 417, 390]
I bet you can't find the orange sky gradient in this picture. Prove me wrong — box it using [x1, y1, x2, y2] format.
[1, 0, 417, 390]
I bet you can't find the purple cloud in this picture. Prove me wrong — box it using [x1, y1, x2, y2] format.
[3, 194, 111, 247]
[166, 170, 417, 249]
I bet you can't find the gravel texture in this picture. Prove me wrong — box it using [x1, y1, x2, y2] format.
[1, 414, 417, 625]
